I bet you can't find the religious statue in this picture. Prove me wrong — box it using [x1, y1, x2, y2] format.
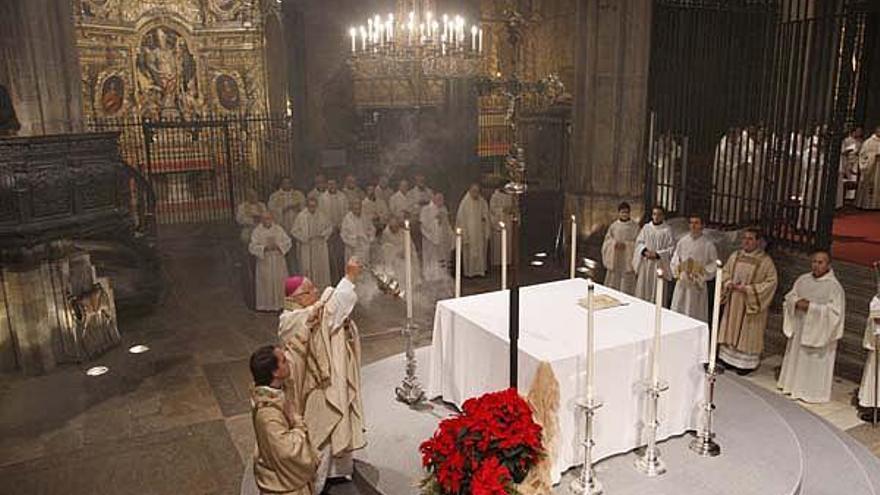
[136, 27, 198, 118]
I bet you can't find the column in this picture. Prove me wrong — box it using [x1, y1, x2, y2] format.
[567, 0, 652, 232]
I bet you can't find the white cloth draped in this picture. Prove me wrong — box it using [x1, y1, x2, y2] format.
[601, 219, 639, 295]
[455, 194, 490, 277]
[428, 279, 707, 484]
[249, 223, 292, 311]
[778, 270, 846, 403]
[670, 234, 718, 322]
[632, 222, 674, 302]
[340, 212, 375, 264]
[291, 210, 332, 290]
[420, 202, 453, 282]
[858, 297, 880, 407]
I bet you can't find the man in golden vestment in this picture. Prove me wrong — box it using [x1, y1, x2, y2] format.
[278, 259, 365, 492]
[249, 345, 318, 495]
[717, 227, 778, 374]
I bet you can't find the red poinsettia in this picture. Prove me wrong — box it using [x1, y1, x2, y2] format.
[419, 388, 544, 495]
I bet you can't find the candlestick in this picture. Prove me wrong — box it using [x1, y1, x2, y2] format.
[570, 215, 577, 279]
[455, 227, 462, 298]
[572, 282, 603, 494]
[652, 268, 664, 387]
[586, 282, 595, 399]
[708, 260, 723, 373]
[404, 220, 413, 319]
[500, 222, 508, 290]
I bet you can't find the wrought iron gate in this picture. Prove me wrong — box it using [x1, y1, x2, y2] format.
[89, 115, 295, 225]
[646, 0, 871, 250]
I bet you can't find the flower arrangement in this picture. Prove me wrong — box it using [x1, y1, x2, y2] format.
[419, 388, 544, 495]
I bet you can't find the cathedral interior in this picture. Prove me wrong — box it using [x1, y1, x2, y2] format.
[2, 0, 880, 494]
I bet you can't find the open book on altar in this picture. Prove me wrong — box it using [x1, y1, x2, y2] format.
[577, 293, 627, 311]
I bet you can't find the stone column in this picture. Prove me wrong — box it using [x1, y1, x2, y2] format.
[567, 0, 652, 235]
[0, 0, 83, 136]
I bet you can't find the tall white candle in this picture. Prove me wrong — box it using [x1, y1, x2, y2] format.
[478, 28, 483, 53]
[708, 260, 723, 373]
[570, 215, 577, 279]
[405, 220, 413, 319]
[350, 28, 356, 52]
[471, 26, 477, 51]
[455, 227, 462, 298]
[586, 282, 596, 399]
[500, 222, 507, 290]
[652, 268, 664, 386]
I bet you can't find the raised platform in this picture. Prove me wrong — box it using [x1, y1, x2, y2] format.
[355, 348, 880, 495]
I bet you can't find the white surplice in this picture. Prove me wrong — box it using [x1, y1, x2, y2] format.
[859, 296, 880, 407]
[778, 270, 846, 403]
[601, 219, 639, 295]
[249, 223, 292, 311]
[318, 191, 348, 228]
[340, 211, 375, 264]
[632, 222, 674, 302]
[389, 191, 411, 220]
[374, 185, 393, 205]
[455, 194, 490, 277]
[268, 189, 305, 232]
[670, 234, 718, 322]
[420, 202, 453, 282]
[362, 196, 389, 227]
[235, 200, 267, 243]
[489, 190, 513, 266]
[291, 210, 332, 290]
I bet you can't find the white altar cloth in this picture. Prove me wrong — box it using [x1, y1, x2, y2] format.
[428, 278, 708, 483]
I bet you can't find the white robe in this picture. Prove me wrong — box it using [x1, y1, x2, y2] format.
[601, 219, 639, 295]
[778, 270, 846, 403]
[456, 194, 490, 277]
[379, 226, 421, 286]
[268, 189, 305, 233]
[420, 202, 453, 282]
[408, 186, 434, 218]
[837, 136, 861, 207]
[859, 296, 880, 407]
[319, 191, 349, 228]
[389, 191, 411, 220]
[340, 212, 375, 263]
[670, 234, 718, 322]
[235, 200, 267, 243]
[374, 185, 393, 205]
[342, 186, 363, 207]
[249, 223, 292, 311]
[632, 222, 674, 302]
[489, 190, 513, 266]
[291, 210, 332, 290]
[857, 134, 880, 210]
[362, 196, 389, 227]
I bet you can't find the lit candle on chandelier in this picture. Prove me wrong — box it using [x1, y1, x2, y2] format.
[570, 214, 577, 279]
[500, 221, 508, 290]
[455, 227, 462, 298]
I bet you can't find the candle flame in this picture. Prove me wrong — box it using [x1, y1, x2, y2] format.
[499, 221, 505, 229]
[570, 214, 576, 222]
[455, 227, 462, 235]
[404, 219, 410, 229]
[716, 259, 723, 268]
[656, 268, 664, 277]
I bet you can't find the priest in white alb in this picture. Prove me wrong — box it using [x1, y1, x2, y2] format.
[249, 212, 292, 312]
[856, 125, 880, 210]
[858, 295, 880, 421]
[456, 183, 491, 277]
[670, 214, 718, 322]
[421, 192, 453, 282]
[277, 259, 365, 492]
[602, 202, 639, 295]
[489, 187, 513, 267]
[340, 201, 375, 264]
[291, 197, 332, 290]
[777, 251, 845, 403]
[632, 206, 675, 302]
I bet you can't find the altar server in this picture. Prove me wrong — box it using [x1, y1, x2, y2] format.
[249, 212, 292, 311]
[632, 206, 675, 302]
[602, 202, 639, 295]
[236, 188, 268, 244]
[291, 197, 332, 290]
[856, 126, 880, 210]
[456, 183, 491, 277]
[718, 227, 778, 374]
[421, 192, 454, 282]
[858, 295, 880, 421]
[777, 251, 845, 403]
[670, 214, 718, 322]
[340, 201, 375, 263]
[268, 177, 306, 233]
[489, 187, 513, 267]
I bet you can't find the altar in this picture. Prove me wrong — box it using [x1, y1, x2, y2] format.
[428, 278, 709, 483]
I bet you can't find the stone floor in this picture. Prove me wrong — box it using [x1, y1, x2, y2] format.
[0, 227, 878, 495]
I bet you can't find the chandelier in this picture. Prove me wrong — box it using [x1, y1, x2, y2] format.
[347, 1, 483, 80]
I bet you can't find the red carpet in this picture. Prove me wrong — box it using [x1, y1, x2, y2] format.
[832, 209, 880, 266]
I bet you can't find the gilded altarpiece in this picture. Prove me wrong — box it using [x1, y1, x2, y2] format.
[73, 0, 272, 119]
